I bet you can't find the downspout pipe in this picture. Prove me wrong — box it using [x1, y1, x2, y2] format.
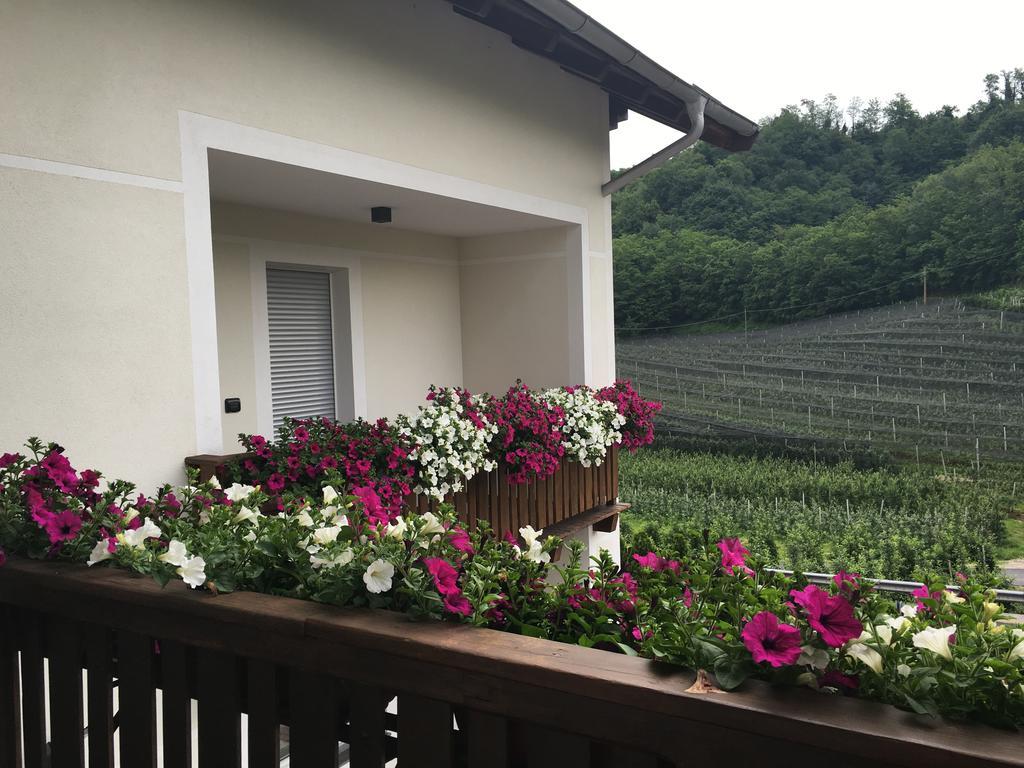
[601, 96, 707, 196]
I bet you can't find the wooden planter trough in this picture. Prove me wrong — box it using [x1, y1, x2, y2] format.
[185, 446, 625, 539]
[0, 558, 1020, 768]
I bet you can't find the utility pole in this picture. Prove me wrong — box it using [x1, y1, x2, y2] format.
[922, 266, 928, 305]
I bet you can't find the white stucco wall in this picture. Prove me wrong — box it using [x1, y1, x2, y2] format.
[0, 0, 616, 489]
[459, 228, 573, 394]
[0, 167, 196, 488]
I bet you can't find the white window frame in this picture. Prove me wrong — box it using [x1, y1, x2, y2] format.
[247, 240, 367, 438]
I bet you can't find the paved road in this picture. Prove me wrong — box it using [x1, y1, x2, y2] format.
[1000, 559, 1024, 588]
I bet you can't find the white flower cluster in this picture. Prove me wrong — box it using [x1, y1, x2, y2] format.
[541, 387, 624, 467]
[401, 389, 498, 500]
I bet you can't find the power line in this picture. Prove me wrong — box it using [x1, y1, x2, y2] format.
[616, 251, 1010, 333]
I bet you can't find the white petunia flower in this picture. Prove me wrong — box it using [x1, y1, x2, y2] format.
[1009, 629, 1024, 662]
[323, 485, 340, 504]
[797, 645, 829, 670]
[177, 556, 207, 589]
[296, 509, 315, 528]
[386, 518, 408, 539]
[419, 512, 445, 537]
[519, 525, 542, 549]
[208, 475, 221, 489]
[232, 506, 259, 525]
[158, 540, 189, 567]
[897, 663, 912, 677]
[846, 642, 883, 674]
[311, 548, 354, 570]
[363, 559, 395, 593]
[900, 603, 918, 618]
[312, 526, 341, 546]
[523, 539, 551, 564]
[224, 483, 255, 503]
[87, 539, 113, 566]
[120, 519, 162, 549]
[912, 625, 957, 661]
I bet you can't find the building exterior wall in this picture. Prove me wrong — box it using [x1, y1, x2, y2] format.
[459, 228, 573, 394]
[0, 0, 616, 489]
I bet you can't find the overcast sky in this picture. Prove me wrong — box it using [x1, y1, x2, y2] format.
[571, 0, 1022, 169]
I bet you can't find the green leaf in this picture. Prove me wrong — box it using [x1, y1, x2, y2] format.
[713, 656, 751, 691]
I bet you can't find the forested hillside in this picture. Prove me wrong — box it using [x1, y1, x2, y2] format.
[613, 71, 1024, 332]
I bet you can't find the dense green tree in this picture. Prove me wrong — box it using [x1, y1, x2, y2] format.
[612, 71, 1024, 333]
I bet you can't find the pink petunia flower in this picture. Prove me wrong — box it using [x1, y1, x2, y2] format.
[442, 592, 472, 617]
[790, 585, 863, 648]
[741, 611, 803, 667]
[447, 526, 474, 555]
[717, 538, 753, 577]
[818, 669, 860, 693]
[43, 509, 83, 545]
[911, 583, 943, 613]
[422, 557, 460, 596]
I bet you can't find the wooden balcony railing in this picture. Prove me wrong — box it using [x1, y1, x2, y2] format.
[1, 558, 1021, 768]
[185, 446, 624, 538]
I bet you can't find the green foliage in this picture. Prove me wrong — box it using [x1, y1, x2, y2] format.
[613, 81, 1024, 333]
[618, 446, 1012, 580]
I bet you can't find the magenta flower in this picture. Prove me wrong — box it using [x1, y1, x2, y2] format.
[0, 452, 22, 469]
[43, 509, 82, 545]
[266, 473, 285, 492]
[912, 583, 943, 613]
[790, 585, 863, 648]
[422, 557, 460, 596]
[819, 669, 860, 693]
[631, 551, 682, 575]
[352, 485, 388, 525]
[741, 612, 803, 667]
[442, 592, 472, 617]
[717, 538, 753, 577]
[632, 551, 662, 570]
[447, 526, 474, 555]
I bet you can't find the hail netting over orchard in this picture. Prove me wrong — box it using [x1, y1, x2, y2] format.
[617, 299, 1024, 467]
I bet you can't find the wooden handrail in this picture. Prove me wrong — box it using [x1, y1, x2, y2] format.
[0, 558, 1020, 767]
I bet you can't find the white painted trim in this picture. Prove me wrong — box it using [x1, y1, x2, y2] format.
[0, 152, 183, 193]
[180, 111, 590, 449]
[246, 241, 368, 437]
[566, 226, 592, 385]
[215, 233, 458, 268]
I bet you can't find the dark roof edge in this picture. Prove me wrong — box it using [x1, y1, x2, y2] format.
[444, 0, 760, 152]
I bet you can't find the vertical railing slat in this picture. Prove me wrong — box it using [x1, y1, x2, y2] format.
[288, 667, 337, 768]
[246, 659, 280, 768]
[160, 640, 192, 768]
[116, 630, 157, 768]
[48, 618, 84, 768]
[399, 693, 453, 767]
[347, 683, 386, 768]
[0, 605, 22, 768]
[462, 709, 508, 768]
[526, 725, 590, 766]
[197, 648, 242, 768]
[20, 614, 47, 768]
[84, 625, 114, 768]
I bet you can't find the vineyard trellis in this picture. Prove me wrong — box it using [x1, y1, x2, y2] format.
[618, 299, 1024, 467]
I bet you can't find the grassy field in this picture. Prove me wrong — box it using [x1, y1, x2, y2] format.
[616, 299, 1024, 579]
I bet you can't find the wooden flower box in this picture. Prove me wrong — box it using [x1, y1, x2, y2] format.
[184, 445, 625, 538]
[1, 558, 1020, 768]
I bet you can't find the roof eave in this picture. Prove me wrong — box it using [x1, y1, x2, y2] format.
[444, 0, 759, 152]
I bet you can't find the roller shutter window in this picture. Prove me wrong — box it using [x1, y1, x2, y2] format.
[266, 267, 336, 428]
